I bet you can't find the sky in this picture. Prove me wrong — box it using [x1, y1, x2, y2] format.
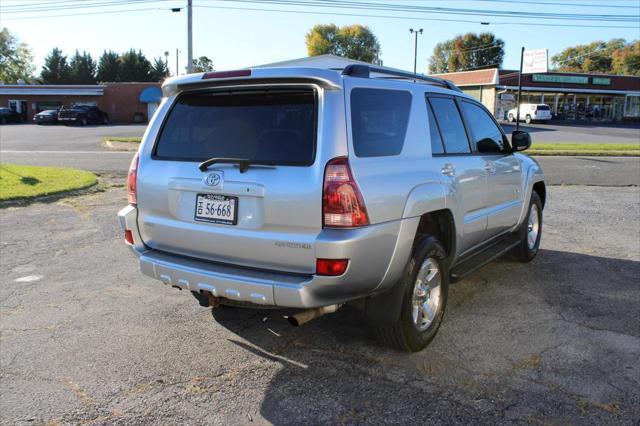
[2, 0, 639, 76]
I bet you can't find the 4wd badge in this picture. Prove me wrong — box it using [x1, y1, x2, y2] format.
[204, 171, 223, 188]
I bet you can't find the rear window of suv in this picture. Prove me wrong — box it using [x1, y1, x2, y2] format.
[351, 88, 411, 157]
[154, 89, 317, 165]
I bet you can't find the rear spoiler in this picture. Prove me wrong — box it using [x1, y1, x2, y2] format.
[162, 68, 342, 97]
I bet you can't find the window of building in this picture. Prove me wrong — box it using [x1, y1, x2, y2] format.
[625, 95, 640, 118]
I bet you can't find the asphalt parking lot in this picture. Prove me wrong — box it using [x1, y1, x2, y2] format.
[1, 180, 638, 424]
[1, 122, 639, 424]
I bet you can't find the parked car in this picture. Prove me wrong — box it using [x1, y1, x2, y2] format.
[507, 103, 552, 124]
[33, 109, 59, 125]
[0, 107, 24, 124]
[58, 105, 109, 125]
[119, 66, 546, 352]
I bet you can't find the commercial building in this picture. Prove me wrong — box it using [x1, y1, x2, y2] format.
[0, 82, 162, 123]
[434, 69, 640, 122]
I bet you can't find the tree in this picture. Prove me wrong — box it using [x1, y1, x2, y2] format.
[192, 56, 214, 72]
[306, 24, 381, 63]
[428, 32, 504, 73]
[551, 39, 636, 75]
[0, 27, 35, 83]
[40, 47, 71, 84]
[97, 50, 120, 82]
[612, 40, 640, 76]
[150, 56, 171, 81]
[119, 49, 152, 82]
[69, 50, 96, 84]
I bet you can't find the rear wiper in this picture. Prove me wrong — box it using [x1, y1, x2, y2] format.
[199, 157, 252, 173]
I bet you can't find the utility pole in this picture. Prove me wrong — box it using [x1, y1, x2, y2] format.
[164, 51, 169, 75]
[409, 28, 423, 75]
[516, 46, 524, 131]
[176, 48, 181, 76]
[187, 0, 193, 73]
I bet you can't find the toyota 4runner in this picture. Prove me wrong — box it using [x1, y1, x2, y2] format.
[119, 65, 545, 352]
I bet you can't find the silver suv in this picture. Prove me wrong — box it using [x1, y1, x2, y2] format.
[119, 65, 545, 352]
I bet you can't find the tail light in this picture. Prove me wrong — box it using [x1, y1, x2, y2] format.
[316, 259, 349, 276]
[127, 152, 139, 205]
[124, 229, 134, 245]
[322, 157, 369, 228]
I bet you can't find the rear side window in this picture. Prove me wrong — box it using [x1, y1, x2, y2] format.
[428, 97, 470, 154]
[536, 105, 550, 111]
[154, 89, 316, 165]
[425, 100, 444, 154]
[351, 88, 411, 157]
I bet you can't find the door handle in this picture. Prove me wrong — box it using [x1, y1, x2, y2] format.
[441, 163, 455, 177]
[484, 161, 496, 174]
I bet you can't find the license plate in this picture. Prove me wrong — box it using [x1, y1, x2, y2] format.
[194, 194, 238, 225]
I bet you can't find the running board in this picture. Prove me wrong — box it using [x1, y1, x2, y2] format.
[450, 235, 520, 283]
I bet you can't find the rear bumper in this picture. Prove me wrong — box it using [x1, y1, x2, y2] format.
[118, 205, 411, 308]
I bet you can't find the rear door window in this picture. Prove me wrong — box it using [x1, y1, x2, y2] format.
[428, 97, 471, 154]
[154, 89, 317, 165]
[460, 100, 507, 154]
[351, 88, 412, 157]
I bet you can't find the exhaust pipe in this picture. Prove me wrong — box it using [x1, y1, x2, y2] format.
[287, 304, 342, 327]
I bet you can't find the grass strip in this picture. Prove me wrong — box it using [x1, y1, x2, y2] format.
[528, 143, 639, 156]
[104, 137, 142, 143]
[0, 164, 97, 201]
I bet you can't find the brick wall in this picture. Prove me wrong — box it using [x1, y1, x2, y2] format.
[100, 82, 161, 123]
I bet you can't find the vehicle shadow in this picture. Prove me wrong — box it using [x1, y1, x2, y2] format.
[210, 249, 640, 423]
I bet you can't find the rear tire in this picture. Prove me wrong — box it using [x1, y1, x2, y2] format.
[81, 117, 88, 126]
[373, 236, 449, 352]
[525, 115, 532, 124]
[514, 191, 542, 262]
[508, 113, 515, 123]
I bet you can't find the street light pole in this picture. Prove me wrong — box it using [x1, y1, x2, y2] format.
[187, 0, 193, 73]
[409, 28, 423, 75]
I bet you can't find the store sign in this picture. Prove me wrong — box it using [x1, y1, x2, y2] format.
[592, 77, 611, 86]
[522, 49, 548, 74]
[532, 74, 589, 84]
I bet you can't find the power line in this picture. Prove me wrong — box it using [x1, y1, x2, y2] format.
[1, 5, 173, 20]
[552, 45, 615, 64]
[1, 0, 169, 14]
[223, 0, 638, 22]
[469, 0, 640, 9]
[195, 3, 639, 29]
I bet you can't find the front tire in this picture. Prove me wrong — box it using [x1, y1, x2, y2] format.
[373, 236, 449, 352]
[81, 117, 88, 126]
[515, 191, 542, 262]
[508, 113, 515, 123]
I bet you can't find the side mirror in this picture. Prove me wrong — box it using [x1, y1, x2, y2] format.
[511, 130, 531, 152]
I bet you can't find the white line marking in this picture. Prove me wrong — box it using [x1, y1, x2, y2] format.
[14, 275, 43, 283]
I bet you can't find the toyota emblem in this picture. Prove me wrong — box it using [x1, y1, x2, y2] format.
[204, 172, 222, 187]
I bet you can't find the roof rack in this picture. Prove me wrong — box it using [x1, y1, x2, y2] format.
[342, 64, 461, 92]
